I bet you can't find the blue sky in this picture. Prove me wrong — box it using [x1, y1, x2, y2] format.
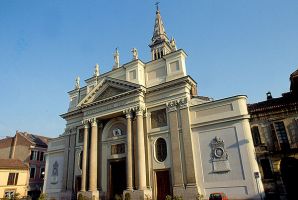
[0, 0, 297, 138]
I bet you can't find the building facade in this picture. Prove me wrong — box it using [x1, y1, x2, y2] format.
[0, 131, 49, 199]
[44, 8, 264, 200]
[248, 69, 298, 200]
[0, 159, 29, 199]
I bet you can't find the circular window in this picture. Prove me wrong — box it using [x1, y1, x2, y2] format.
[155, 138, 167, 162]
[214, 147, 224, 158]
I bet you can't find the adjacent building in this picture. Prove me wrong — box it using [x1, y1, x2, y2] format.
[248, 69, 298, 200]
[0, 159, 29, 199]
[44, 8, 264, 200]
[0, 131, 49, 199]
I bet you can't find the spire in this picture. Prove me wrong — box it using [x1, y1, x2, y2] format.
[149, 4, 176, 60]
[151, 5, 169, 45]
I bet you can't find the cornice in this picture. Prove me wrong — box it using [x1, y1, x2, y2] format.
[191, 114, 250, 129]
[147, 76, 196, 94]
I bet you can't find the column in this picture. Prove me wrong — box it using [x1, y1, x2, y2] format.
[167, 101, 184, 187]
[89, 118, 98, 192]
[97, 122, 103, 191]
[81, 120, 89, 192]
[136, 108, 147, 190]
[125, 111, 133, 190]
[179, 99, 196, 185]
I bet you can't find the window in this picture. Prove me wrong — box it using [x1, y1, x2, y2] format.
[151, 109, 167, 129]
[30, 150, 38, 160]
[40, 167, 45, 179]
[30, 167, 36, 179]
[4, 190, 16, 198]
[251, 126, 261, 146]
[39, 152, 44, 161]
[129, 70, 136, 80]
[170, 61, 180, 72]
[274, 121, 290, 150]
[7, 173, 18, 185]
[155, 138, 167, 162]
[260, 159, 273, 179]
[78, 129, 84, 143]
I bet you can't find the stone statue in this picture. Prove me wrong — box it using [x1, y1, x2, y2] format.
[170, 37, 177, 50]
[113, 48, 120, 69]
[94, 64, 100, 77]
[75, 76, 80, 89]
[131, 48, 138, 60]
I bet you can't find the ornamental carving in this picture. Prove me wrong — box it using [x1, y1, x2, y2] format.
[210, 136, 230, 173]
[51, 161, 59, 184]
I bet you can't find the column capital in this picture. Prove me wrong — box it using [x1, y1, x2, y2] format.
[178, 97, 189, 109]
[82, 120, 90, 128]
[166, 100, 178, 112]
[123, 108, 133, 115]
[89, 118, 97, 127]
[135, 105, 146, 116]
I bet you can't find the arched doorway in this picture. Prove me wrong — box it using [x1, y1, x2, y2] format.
[280, 157, 298, 200]
[101, 117, 127, 200]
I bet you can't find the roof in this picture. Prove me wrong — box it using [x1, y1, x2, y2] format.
[0, 159, 28, 170]
[18, 132, 49, 148]
[248, 92, 298, 114]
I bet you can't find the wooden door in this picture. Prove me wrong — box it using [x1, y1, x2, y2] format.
[156, 170, 171, 200]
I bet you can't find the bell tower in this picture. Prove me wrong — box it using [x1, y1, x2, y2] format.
[149, 4, 176, 60]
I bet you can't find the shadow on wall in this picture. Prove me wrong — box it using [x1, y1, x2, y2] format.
[227, 139, 249, 149]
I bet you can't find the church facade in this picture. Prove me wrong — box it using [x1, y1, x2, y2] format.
[44, 8, 264, 200]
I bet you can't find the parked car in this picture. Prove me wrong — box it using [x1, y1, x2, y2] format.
[209, 192, 228, 200]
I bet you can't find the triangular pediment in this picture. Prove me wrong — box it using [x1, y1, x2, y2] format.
[77, 77, 141, 107]
[94, 86, 127, 102]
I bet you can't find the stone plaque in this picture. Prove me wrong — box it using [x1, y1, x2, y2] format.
[111, 143, 125, 155]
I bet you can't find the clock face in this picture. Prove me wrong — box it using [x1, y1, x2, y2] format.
[214, 147, 224, 158]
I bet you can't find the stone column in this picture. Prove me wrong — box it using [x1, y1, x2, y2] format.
[125, 111, 133, 190]
[167, 101, 184, 188]
[97, 122, 103, 191]
[136, 108, 147, 190]
[179, 99, 196, 185]
[81, 120, 89, 192]
[89, 118, 98, 192]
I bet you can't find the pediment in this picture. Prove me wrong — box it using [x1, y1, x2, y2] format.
[94, 86, 127, 102]
[77, 77, 141, 107]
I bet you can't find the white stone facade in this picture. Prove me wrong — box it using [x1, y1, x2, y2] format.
[44, 8, 264, 200]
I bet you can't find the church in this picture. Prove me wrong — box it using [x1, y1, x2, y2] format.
[44, 7, 264, 200]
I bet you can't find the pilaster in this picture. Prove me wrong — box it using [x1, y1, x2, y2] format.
[166, 100, 184, 188]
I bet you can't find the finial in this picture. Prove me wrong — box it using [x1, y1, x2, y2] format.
[113, 48, 120, 70]
[75, 76, 80, 89]
[131, 48, 138, 60]
[155, 2, 160, 12]
[94, 64, 100, 77]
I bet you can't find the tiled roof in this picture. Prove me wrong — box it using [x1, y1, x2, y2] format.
[18, 132, 49, 148]
[0, 159, 28, 170]
[248, 92, 298, 113]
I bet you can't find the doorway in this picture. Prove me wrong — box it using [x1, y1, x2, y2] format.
[109, 159, 126, 200]
[156, 170, 171, 200]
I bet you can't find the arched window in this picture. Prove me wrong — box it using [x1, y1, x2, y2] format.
[155, 138, 167, 162]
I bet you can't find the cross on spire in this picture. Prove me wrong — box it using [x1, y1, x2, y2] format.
[155, 2, 160, 12]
